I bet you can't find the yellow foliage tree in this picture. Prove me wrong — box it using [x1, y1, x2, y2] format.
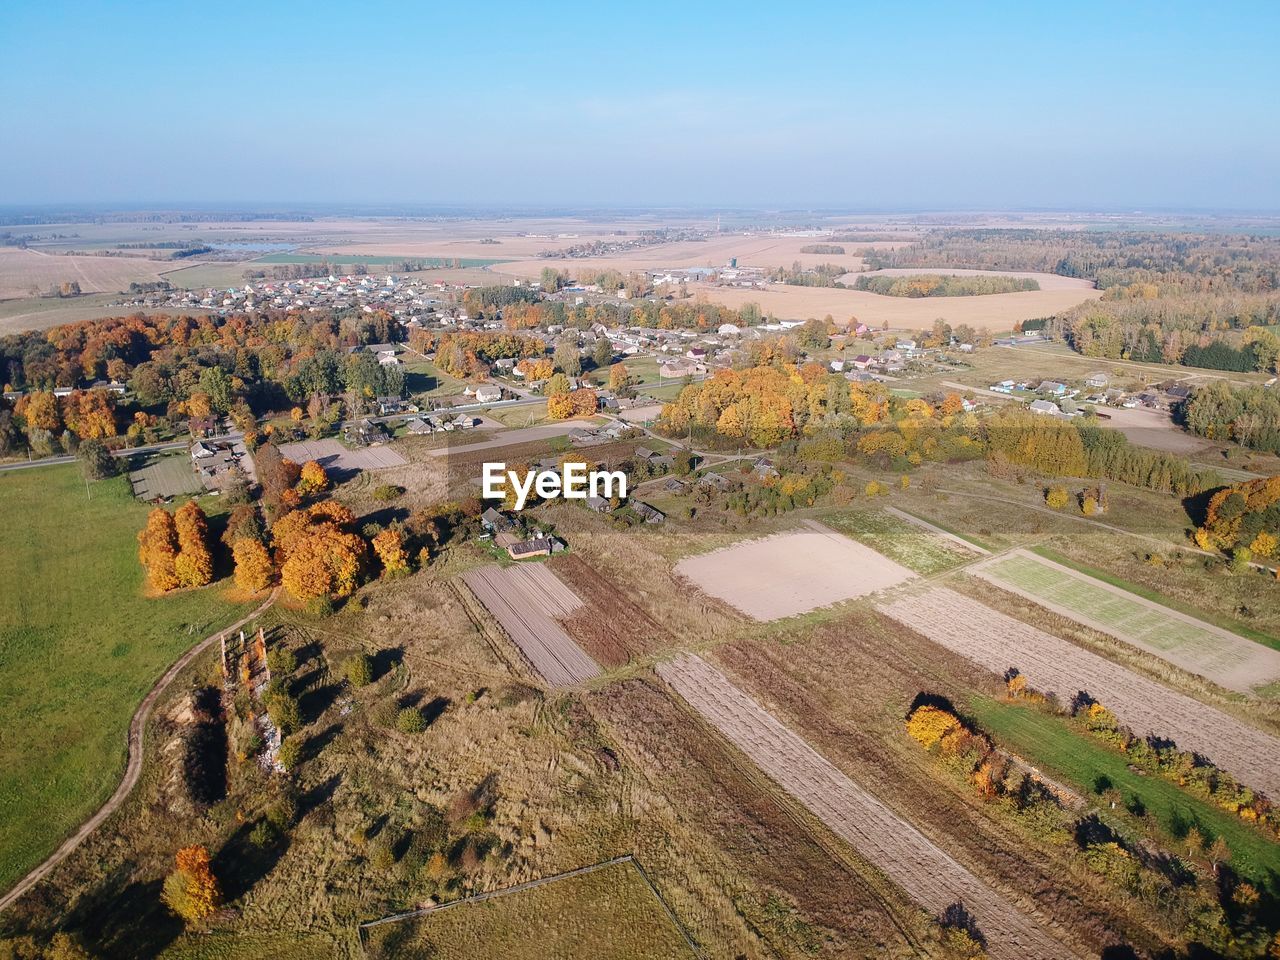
[906, 705, 961, 749]
[138, 507, 180, 592]
[280, 526, 367, 601]
[296, 459, 330, 496]
[546, 393, 575, 420]
[233, 537, 275, 593]
[372, 527, 410, 578]
[1044, 486, 1070, 510]
[174, 501, 214, 588]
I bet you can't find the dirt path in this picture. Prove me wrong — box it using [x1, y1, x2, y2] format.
[0, 589, 279, 913]
[657, 654, 1078, 960]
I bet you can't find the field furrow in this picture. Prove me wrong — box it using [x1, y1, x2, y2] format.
[657, 653, 1076, 960]
[878, 588, 1280, 797]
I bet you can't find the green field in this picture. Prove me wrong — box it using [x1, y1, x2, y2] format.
[0, 467, 248, 892]
[403, 359, 467, 399]
[361, 859, 696, 960]
[823, 510, 972, 575]
[968, 697, 1280, 892]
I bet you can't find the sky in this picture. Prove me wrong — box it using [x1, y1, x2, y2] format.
[1, 0, 1278, 210]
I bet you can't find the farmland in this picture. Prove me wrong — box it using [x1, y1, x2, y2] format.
[971, 550, 1280, 694]
[656, 654, 1075, 960]
[361, 858, 697, 960]
[878, 587, 1280, 796]
[0, 467, 248, 893]
[821, 509, 976, 574]
[674, 520, 915, 620]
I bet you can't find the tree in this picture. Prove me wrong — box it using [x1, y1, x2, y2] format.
[233, 537, 275, 592]
[280, 524, 367, 602]
[77, 438, 116, 480]
[543, 372, 571, 397]
[396, 707, 426, 733]
[1044, 486, 1070, 510]
[591, 337, 612, 369]
[174, 501, 214, 588]
[371, 527, 410, 578]
[45, 933, 97, 960]
[296, 460, 329, 496]
[138, 508, 180, 592]
[277, 737, 302, 771]
[608, 362, 629, 392]
[906, 705, 961, 749]
[569, 388, 598, 417]
[553, 340, 581, 377]
[1207, 835, 1231, 875]
[345, 653, 373, 687]
[546, 393, 575, 420]
[161, 844, 222, 924]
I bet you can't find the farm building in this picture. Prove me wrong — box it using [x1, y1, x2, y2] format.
[698, 472, 732, 492]
[632, 502, 665, 524]
[506, 537, 564, 560]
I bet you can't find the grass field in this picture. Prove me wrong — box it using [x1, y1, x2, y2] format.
[361, 858, 697, 960]
[968, 697, 1280, 893]
[822, 509, 972, 575]
[403, 359, 467, 399]
[253, 253, 506, 267]
[0, 467, 248, 893]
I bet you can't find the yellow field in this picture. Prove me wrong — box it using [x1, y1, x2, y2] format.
[0, 248, 173, 300]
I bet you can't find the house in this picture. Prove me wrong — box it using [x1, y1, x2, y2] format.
[632, 502, 665, 524]
[685, 347, 707, 360]
[1029, 399, 1061, 416]
[829, 359, 846, 372]
[664, 477, 689, 493]
[474, 385, 502, 404]
[347, 419, 390, 445]
[1038, 381, 1068, 396]
[481, 507, 516, 533]
[585, 495, 613, 513]
[405, 417, 434, 435]
[752, 456, 779, 479]
[1086, 371, 1110, 389]
[851, 354, 874, 370]
[659, 358, 706, 379]
[507, 537, 557, 560]
[634, 446, 675, 470]
[698, 472, 732, 492]
[990, 380, 1016, 394]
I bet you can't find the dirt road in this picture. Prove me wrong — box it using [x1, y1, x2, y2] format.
[0, 590, 279, 913]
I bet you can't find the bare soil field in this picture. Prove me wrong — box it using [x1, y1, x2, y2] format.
[460, 565, 601, 685]
[971, 550, 1280, 694]
[878, 587, 1280, 796]
[277, 438, 407, 472]
[423, 419, 598, 459]
[674, 520, 914, 621]
[657, 654, 1076, 960]
[547, 554, 662, 665]
[0, 248, 173, 300]
[1095, 406, 1210, 454]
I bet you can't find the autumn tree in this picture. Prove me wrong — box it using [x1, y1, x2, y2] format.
[138, 508, 180, 592]
[371, 527, 410, 578]
[273, 503, 367, 602]
[77, 438, 116, 480]
[569, 388, 598, 417]
[906, 705, 962, 749]
[1044, 486, 1070, 510]
[296, 459, 329, 496]
[233, 537, 275, 592]
[546, 393, 575, 420]
[161, 844, 222, 924]
[174, 501, 214, 588]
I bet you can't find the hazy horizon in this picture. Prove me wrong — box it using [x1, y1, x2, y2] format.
[3, 0, 1278, 209]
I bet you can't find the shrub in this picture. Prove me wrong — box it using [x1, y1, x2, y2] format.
[277, 737, 302, 771]
[906, 705, 961, 749]
[372, 484, 403, 501]
[345, 653, 373, 687]
[396, 707, 426, 733]
[1044, 486, 1070, 509]
[266, 647, 297, 676]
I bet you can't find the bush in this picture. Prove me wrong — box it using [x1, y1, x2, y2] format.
[277, 737, 302, 771]
[266, 647, 297, 676]
[265, 691, 300, 735]
[345, 653, 373, 687]
[1044, 486, 1070, 510]
[396, 707, 426, 733]
[372, 484, 403, 501]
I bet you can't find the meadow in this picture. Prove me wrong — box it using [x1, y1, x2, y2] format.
[0, 466, 248, 893]
[822, 509, 974, 575]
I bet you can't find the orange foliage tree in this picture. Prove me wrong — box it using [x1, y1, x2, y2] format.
[272, 502, 367, 602]
[296, 459, 330, 497]
[233, 537, 275, 592]
[174, 501, 214, 588]
[371, 527, 410, 578]
[138, 507, 180, 592]
[162, 844, 222, 924]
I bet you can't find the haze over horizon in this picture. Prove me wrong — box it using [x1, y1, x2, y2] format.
[2, 0, 1278, 210]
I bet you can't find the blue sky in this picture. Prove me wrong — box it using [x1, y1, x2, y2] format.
[2, 0, 1277, 209]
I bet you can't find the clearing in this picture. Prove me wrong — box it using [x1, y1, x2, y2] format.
[360, 857, 697, 960]
[460, 564, 601, 685]
[674, 520, 914, 621]
[970, 550, 1280, 694]
[277, 438, 407, 474]
[656, 654, 1075, 960]
[0, 466, 248, 894]
[877, 588, 1280, 797]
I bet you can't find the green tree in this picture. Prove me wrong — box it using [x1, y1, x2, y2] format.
[77, 438, 116, 480]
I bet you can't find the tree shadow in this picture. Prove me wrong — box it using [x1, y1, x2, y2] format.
[70, 874, 182, 960]
[302, 721, 344, 762]
[372, 646, 404, 681]
[212, 820, 292, 904]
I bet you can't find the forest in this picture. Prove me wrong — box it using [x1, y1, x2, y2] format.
[854, 274, 1040, 297]
[1182, 381, 1280, 453]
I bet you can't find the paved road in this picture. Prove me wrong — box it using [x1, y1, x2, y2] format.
[0, 589, 279, 913]
[424, 419, 600, 457]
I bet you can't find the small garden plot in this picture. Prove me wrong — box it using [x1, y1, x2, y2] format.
[823, 510, 975, 575]
[971, 550, 1280, 695]
[877, 587, 1280, 798]
[361, 857, 697, 960]
[674, 520, 915, 621]
[461, 565, 601, 685]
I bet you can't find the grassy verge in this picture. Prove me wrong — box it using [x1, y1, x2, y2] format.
[967, 696, 1280, 892]
[1029, 545, 1279, 650]
[0, 466, 250, 893]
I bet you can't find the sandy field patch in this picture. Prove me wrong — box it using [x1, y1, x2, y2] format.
[675, 520, 915, 621]
[657, 654, 1075, 960]
[1096, 406, 1210, 454]
[461, 564, 600, 685]
[0, 248, 173, 300]
[277, 438, 407, 472]
[878, 587, 1280, 796]
[969, 550, 1280, 694]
